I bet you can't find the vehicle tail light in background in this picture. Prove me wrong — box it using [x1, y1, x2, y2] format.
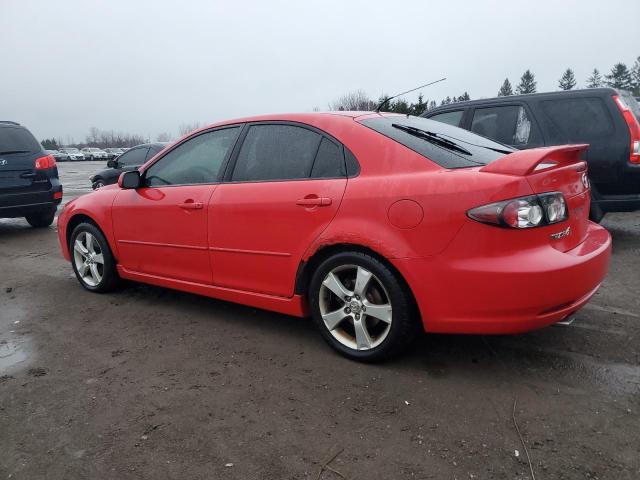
[468, 192, 568, 229]
[53, 191, 63, 200]
[34, 154, 56, 170]
[613, 95, 640, 164]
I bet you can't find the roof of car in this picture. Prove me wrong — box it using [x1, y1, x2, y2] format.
[423, 87, 620, 114]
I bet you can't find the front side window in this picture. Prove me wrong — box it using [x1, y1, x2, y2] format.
[231, 125, 321, 182]
[429, 110, 464, 127]
[145, 127, 240, 187]
[471, 105, 532, 146]
[118, 147, 148, 166]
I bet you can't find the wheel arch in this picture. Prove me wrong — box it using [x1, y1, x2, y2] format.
[65, 213, 114, 257]
[294, 242, 421, 323]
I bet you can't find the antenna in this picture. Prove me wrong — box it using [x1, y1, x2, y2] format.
[375, 77, 447, 113]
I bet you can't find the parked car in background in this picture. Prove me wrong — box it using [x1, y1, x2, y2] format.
[58, 113, 610, 361]
[59, 147, 85, 161]
[104, 148, 124, 160]
[422, 88, 640, 222]
[90, 142, 167, 189]
[81, 147, 109, 160]
[0, 120, 63, 227]
[46, 149, 70, 162]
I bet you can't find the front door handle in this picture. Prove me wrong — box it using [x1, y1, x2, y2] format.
[178, 200, 204, 210]
[296, 196, 332, 207]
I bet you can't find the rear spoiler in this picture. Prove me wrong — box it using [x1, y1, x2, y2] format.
[479, 144, 588, 176]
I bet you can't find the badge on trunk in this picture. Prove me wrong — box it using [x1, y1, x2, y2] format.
[550, 226, 571, 240]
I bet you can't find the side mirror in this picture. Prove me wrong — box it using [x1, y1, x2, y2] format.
[118, 170, 141, 189]
[107, 159, 118, 168]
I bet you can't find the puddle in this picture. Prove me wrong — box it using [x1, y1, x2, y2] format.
[0, 303, 34, 374]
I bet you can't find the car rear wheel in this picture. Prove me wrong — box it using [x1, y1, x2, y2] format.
[309, 251, 418, 362]
[70, 223, 119, 292]
[25, 209, 55, 228]
[93, 179, 105, 189]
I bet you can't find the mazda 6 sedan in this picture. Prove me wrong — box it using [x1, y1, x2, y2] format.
[57, 112, 611, 361]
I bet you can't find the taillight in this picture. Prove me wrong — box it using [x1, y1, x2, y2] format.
[34, 154, 56, 170]
[613, 95, 640, 164]
[468, 192, 568, 229]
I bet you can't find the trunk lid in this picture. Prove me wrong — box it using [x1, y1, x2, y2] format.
[480, 144, 591, 252]
[0, 125, 51, 194]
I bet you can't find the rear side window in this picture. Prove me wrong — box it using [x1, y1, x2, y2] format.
[540, 97, 613, 141]
[311, 138, 345, 178]
[232, 125, 321, 181]
[0, 126, 41, 153]
[471, 105, 533, 146]
[429, 110, 464, 127]
[359, 115, 513, 169]
[118, 147, 148, 166]
[145, 127, 240, 186]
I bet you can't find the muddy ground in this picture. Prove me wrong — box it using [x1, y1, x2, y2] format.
[1, 161, 639, 479]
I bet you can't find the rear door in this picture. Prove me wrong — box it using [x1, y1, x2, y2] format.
[0, 125, 50, 199]
[469, 103, 543, 149]
[208, 123, 347, 297]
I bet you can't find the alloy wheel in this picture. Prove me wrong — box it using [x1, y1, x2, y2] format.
[318, 265, 392, 351]
[73, 231, 104, 287]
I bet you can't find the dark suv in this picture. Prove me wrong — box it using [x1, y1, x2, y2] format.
[422, 88, 640, 221]
[90, 142, 167, 189]
[0, 121, 63, 227]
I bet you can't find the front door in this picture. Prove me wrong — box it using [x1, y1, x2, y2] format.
[111, 126, 242, 284]
[208, 124, 348, 297]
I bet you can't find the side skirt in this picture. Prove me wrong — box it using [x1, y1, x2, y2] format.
[117, 265, 308, 317]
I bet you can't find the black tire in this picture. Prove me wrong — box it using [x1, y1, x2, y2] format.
[589, 204, 606, 223]
[93, 178, 105, 189]
[25, 209, 55, 228]
[89, 155, 94, 161]
[309, 251, 419, 362]
[70, 222, 120, 292]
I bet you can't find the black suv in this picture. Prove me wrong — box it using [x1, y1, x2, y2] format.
[422, 88, 640, 221]
[90, 142, 167, 189]
[0, 121, 62, 227]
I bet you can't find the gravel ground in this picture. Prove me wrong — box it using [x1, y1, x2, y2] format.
[1, 161, 639, 479]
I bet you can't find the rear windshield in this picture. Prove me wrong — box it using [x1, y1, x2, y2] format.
[0, 126, 42, 154]
[358, 115, 513, 168]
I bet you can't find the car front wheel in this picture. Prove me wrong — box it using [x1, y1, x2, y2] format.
[70, 223, 119, 292]
[93, 179, 106, 189]
[309, 251, 418, 362]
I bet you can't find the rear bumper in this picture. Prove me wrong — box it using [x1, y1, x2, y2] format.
[0, 180, 62, 218]
[594, 193, 640, 213]
[392, 221, 612, 334]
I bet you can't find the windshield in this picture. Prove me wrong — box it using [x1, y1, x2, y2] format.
[358, 115, 514, 168]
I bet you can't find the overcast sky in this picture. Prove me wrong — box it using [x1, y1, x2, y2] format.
[1, 0, 639, 143]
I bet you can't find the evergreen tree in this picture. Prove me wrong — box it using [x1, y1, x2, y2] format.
[41, 138, 59, 150]
[586, 68, 603, 88]
[605, 63, 633, 90]
[631, 57, 640, 96]
[558, 68, 577, 90]
[409, 93, 427, 116]
[428, 100, 437, 111]
[497, 78, 513, 96]
[516, 70, 537, 94]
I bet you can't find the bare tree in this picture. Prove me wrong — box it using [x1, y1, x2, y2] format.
[156, 132, 172, 142]
[178, 122, 202, 137]
[328, 90, 375, 111]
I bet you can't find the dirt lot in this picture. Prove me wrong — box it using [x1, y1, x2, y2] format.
[1, 161, 639, 479]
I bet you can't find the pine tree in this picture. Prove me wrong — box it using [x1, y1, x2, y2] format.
[586, 68, 603, 88]
[558, 68, 576, 90]
[631, 57, 640, 96]
[459, 92, 470, 101]
[409, 93, 427, 116]
[428, 100, 437, 111]
[516, 70, 537, 94]
[497, 78, 513, 96]
[605, 63, 633, 90]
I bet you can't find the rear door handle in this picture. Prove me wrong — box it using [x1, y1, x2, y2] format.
[178, 201, 204, 210]
[296, 196, 332, 207]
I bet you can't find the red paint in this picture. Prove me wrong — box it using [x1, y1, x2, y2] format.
[57, 113, 611, 335]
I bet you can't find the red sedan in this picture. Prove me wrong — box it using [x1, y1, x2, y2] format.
[57, 113, 611, 361]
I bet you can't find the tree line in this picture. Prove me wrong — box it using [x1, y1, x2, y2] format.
[329, 56, 640, 116]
